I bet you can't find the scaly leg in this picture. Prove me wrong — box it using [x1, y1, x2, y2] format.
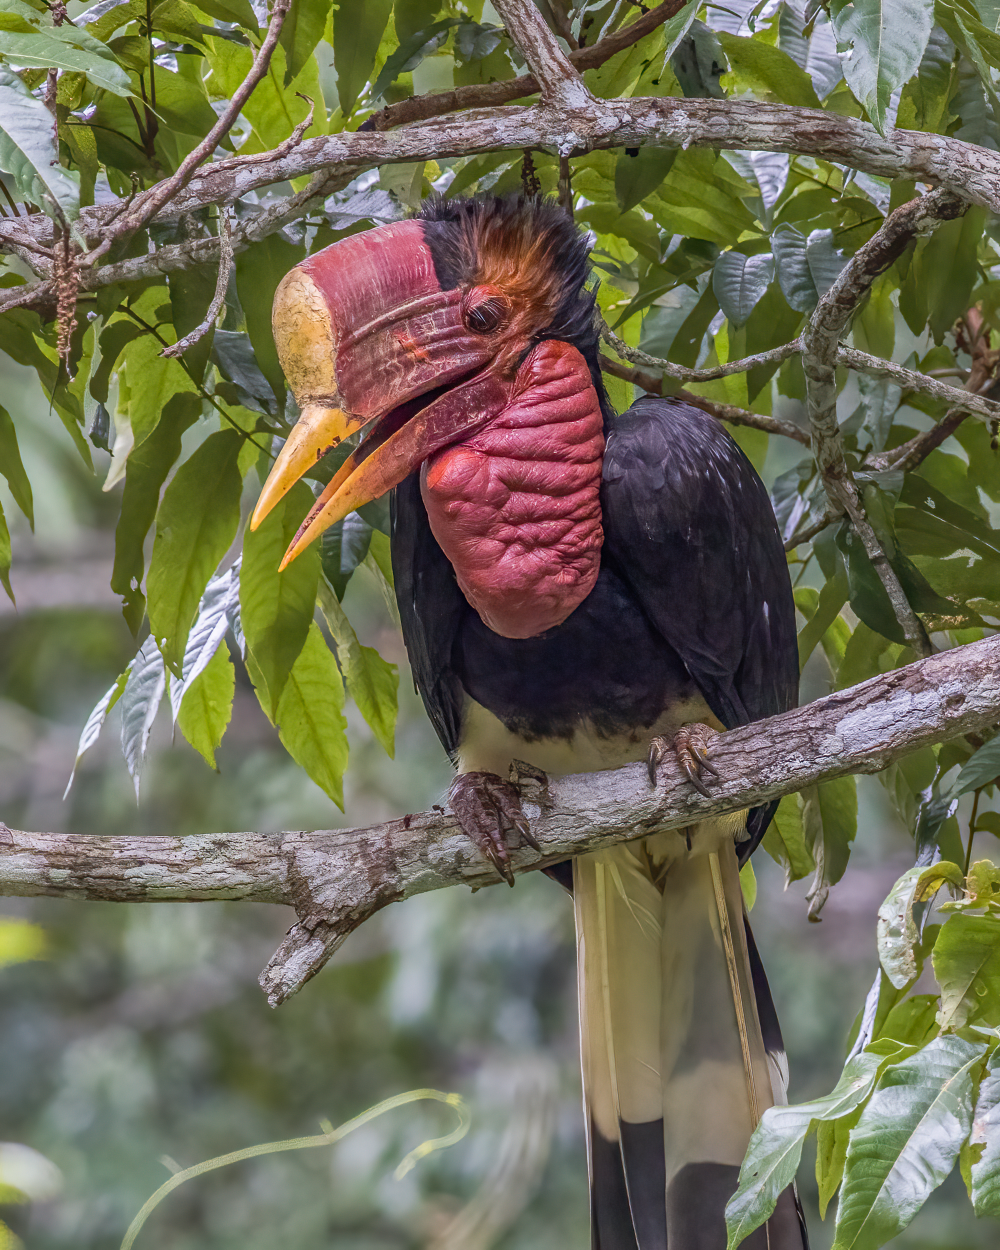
[448, 764, 545, 886]
[647, 721, 722, 797]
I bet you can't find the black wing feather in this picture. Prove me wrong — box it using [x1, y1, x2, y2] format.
[390, 472, 467, 760]
[601, 396, 798, 853]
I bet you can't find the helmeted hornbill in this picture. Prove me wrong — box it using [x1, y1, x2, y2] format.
[252, 196, 807, 1249]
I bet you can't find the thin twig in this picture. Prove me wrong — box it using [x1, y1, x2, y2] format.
[80, 0, 293, 267]
[363, 0, 685, 131]
[600, 320, 804, 383]
[599, 355, 811, 444]
[837, 346, 1000, 425]
[161, 211, 233, 359]
[802, 189, 966, 657]
[783, 509, 840, 551]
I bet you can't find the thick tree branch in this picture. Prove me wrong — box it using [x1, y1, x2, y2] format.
[365, 0, 684, 130]
[3, 636, 999, 1006]
[802, 189, 966, 656]
[492, 0, 594, 110]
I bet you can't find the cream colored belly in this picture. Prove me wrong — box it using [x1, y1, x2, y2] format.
[455, 695, 724, 778]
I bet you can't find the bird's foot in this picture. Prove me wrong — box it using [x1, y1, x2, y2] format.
[449, 768, 544, 887]
[647, 722, 722, 797]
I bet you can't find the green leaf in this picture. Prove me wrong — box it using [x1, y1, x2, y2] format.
[831, 1035, 986, 1248]
[876, 861, 964, 989]
[196, 0, 258, 28]
[795, 563, 849, 668]
[762, 792, 816, 884]
[111, 392, 201, 634]
[333, 0, 392, 114]
[725, 1047, 892, 1248]
[712, 251, 775, 328]
[0, 66, 79, 219]
[933, 911, 1000, 1030]
[0, 0, 131, 95]
[969, 1046, 1000, 1215]
[320, 511, 372, 600]
[275, 620, 348, 808]
[0, 496, 12, 605]
[147, 431, 244, 677]
[802, 775, 857, 893]
[615, 146, 677, 214]
[177, 639, 235, 768]
[0, 406, 32, 528]
[369, 17, 458, 102]
[771, 226, 847, 312]
[279, 0, 330, 85]
[318, 579, 398, 757]
[240, 482, 319, 722]
[717, 30, 822, 107]
[829, 0, 935, 133]
[649, 149, 754, 246]
[955, 736, 1000, 795]
[117, 318, 199, 451]
[234, 233, 304, 408]
[919, 206, 986, 342]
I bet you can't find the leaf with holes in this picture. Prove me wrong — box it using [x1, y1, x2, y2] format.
[877, 862, 964, 989]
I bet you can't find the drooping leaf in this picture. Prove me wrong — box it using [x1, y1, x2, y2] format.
[933, 911, 1000, 1030]
[829, 0, 935, 134]
[970, 1046, 1000, 1215]
[0, 66, 80, 220]
[63, 668, 131, 798]
[319, 510, 372, 600]
[725, 1047, 894, 1248]
[119, 634, 167, 799]
[168, 559, 241, 723]
[876, 861, 964, 989]
[177, 640, 235, 769]
[146, 430, 244, 677]
[954, 735, 1000, 795]
[0, 497, 12, 605]
[771, 226, 848, 312]
[0, 405, 33, 528]
[919, 205, 986, 342]
[240, 482, 319, 721]
[712, 251, 774, 327]
[332, 0, 393, 114]
[761, 792, 816, 884]
[275, 620, 348, 808]
[615, 146, 677, 214]
[279, 0, 330, 84]
[317, 579, 398, 756]
[801, 774, 858, 901]
[110, 391, 201, 635]
[831, 1035, 986, 1248]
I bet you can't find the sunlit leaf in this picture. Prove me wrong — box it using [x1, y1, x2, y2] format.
[933, 911, 1000, 1030]
[718, 31, 822, 106]
[317, 579, 397, 757]
[0, 0, 131, 95]
[275, 620, 348, 808]
[877, 862, 964, 989]
[240, 482, 319, 722]
[279, 0, 330, 85]
[119, 634, 167, 799]
[332, 0, 392, 113]
[177, 640, 235, 768]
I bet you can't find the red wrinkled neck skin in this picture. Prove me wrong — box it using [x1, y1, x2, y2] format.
[420, 339, 605, 639]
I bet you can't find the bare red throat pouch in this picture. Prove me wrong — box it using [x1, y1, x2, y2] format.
[420, 340, 605, 640]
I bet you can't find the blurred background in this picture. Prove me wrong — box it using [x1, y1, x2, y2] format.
[0, 348, 992, 1250]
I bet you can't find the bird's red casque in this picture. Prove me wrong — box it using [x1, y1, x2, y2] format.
[252, 216, 605, 638]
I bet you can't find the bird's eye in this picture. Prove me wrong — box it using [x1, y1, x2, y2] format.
[462, 287, 509, 335]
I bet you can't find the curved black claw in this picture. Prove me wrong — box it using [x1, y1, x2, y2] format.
[647, 722, 722, 798]
[449, 771, 542, 886]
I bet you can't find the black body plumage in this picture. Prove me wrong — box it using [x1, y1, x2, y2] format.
[387, 197, 804, 1249]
